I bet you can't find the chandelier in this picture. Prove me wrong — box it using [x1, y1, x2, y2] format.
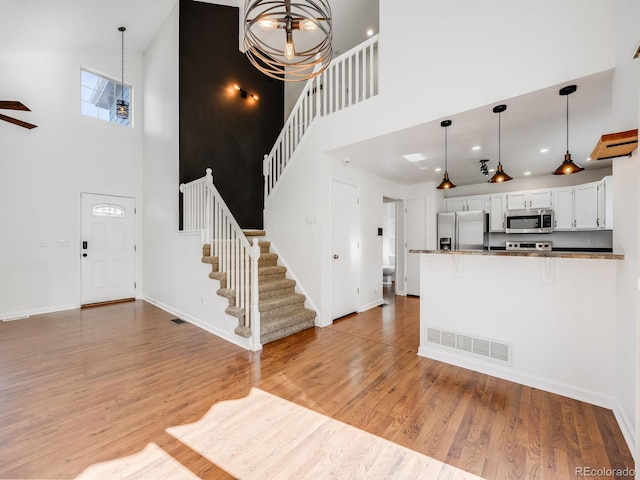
[244, 0, 333, 82]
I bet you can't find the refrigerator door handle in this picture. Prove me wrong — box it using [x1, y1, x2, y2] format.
[454, 214, 459, 250]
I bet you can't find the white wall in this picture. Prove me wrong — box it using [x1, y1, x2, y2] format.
[0, 51, 144, 319]
[264, 122, 405, 325]
[141, 4, 251, 349]
[419, 253, 618, 409]
[302, 0, 617, 160]
[612, 152, 639, 455]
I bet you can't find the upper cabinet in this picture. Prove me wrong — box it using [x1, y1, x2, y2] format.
[444, 195, 488, 213]
[552, 187, 574, 230]
[550, 176, 612, 231]
[441, 176, 612, 233]
[489, 194, 506, 232]
[506, 189, 552, 210]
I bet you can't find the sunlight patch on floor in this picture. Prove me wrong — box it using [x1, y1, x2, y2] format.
[75, 443, 199, 479]
[167, 387, 484, 479]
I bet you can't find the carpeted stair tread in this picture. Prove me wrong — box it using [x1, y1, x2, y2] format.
[261, 308, 316, 334]
[225, 305, 245, 319]
[260, 309, 316, 343]
[216, 288, 235, 299]
[259, 278, 296, 293]
[259, 265, 287, 278]
[258, 253, 279, 266]
[258, 241, 271, 253]
[201, 255, 218, 265]
[259, 292, 306, 312]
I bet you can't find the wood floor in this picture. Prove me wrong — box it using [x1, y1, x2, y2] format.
[0, 286, 634, 479]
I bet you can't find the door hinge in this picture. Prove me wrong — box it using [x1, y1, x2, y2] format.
[134, 208, 137, 214]
[357, 288, 359, 294]
[134, 282, 137, 289]
[357, 197, 360, 205]
[134, 245, 137, 251]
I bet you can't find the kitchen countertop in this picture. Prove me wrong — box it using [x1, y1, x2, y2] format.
[409, 249, 624, 260]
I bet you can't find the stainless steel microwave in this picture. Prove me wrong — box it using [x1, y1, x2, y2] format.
[505, 209, 554, 234]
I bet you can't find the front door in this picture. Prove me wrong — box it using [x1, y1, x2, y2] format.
[331, 180, 359, 320]
[80, 193, 136, 305]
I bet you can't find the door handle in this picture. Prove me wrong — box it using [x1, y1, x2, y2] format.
[333, 254, 339, 259]
[82, 241, 88, 249]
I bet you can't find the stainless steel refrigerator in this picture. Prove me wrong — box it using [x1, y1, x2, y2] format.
[437, 210, 488, 251]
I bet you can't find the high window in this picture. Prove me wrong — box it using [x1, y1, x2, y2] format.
[80, 69, 131, 127]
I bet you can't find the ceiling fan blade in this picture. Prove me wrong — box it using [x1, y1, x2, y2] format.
[0, 101, 30, 111]
[0, 113, 37, 129]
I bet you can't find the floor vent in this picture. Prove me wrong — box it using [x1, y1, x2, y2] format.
[426, 327, 512, 365]
[378, 303, 389, 308]
[169, 318, 186, 325]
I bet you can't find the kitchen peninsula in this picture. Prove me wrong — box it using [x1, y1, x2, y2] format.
[411, 248, 624, 418]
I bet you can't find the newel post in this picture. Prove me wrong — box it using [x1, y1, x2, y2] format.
[250, 237, 262, 351]
[204, 168, 213, 245]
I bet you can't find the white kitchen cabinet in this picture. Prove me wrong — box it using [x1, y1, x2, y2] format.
[445, 197, 466, 213]
[467, 195, 489, 211]
[573, 182, 599, 230]
[506, 189, 552, 210]
[444, 195, 488, 213]
[552, 188, 574, 231]
[489, 194, 506, 232]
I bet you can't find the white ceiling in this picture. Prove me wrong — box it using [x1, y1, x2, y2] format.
[1, 1, 630, 188]
[327, 69, 622, 186]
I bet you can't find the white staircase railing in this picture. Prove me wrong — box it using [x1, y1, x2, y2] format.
[180, 168, 262, 350]
[264, 34, 379, 203]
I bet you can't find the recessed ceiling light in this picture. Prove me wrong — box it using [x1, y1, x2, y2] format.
[472, 146, 481, 151]
[587, 157, 592, 161]
[489, 168, 495, 173]
[419, 166, 428, 170]
[435, 167, 442, 172]
[402, 153, 426, 162]
[366, 28, 374, 37]
[524, 171, 532, 176]
[539, 148, 549, 153]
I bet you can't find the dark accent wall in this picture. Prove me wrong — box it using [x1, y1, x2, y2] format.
[179, 0, 284, 229]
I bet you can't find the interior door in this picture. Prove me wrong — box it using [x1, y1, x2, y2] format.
[405, 198, 426, 296]
[331, 180, 359, 320]
[81, 193, 136, 305]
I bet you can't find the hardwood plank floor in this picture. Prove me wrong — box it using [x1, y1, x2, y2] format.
[0, 286, 634, 479]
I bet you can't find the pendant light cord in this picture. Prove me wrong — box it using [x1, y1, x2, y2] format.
[565, 93, 569, 154]
[444, 126, 448, 171]
[498, 111, 501, 164]
[120, 27, 125, 102]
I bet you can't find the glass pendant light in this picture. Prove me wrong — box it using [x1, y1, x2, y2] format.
[553, 85, 584, 175]
[437, 120, 456, 190]
[489, 104, 513, 183]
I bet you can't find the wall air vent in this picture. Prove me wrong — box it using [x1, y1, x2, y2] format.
[426, 327, 512, 365]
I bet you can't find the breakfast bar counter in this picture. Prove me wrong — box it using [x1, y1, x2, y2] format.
[412, 248, 623, 414]
[410, 249, 624, 260]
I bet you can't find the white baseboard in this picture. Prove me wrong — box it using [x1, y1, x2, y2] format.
[358, 299, 384, 312]
[142, 296, 255, 351]
[612, 399, 636, 461]
[1, 303, 78, 321]
[418, 345, 618, 412]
